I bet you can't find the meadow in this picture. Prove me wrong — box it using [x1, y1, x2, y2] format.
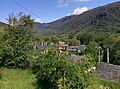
[0, 68, 36, 89]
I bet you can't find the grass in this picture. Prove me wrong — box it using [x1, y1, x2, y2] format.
[86, 77, 120, 89]
[0, 68, 36, 89]
[0, 67, 120, 89]
[100, 79, 120, 89]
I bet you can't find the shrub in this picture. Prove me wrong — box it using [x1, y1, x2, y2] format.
[34, 48, 94, 89]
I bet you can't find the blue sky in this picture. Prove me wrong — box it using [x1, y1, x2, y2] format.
[0, 0, 119, 23]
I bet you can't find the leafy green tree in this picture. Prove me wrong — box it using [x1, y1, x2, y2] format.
[51, 36, 59, 44]
[68, 32, 75, 39]
[77, 33, 94, 45]
[34, 48, 94, 89]
[94, 33, 106, 45]
[110, 40, 120, 65]
[0, 13, 35, 68]
[43, 36, 52, 44]
[69, 39, 80, 46]
[102, 34, 120, 64]
[86, 42, 99, 63]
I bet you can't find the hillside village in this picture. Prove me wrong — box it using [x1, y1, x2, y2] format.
[0, 1, 120, 89]
[36, 41, 87, 62]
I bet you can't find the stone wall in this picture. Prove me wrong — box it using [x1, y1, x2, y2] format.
[95, 62, 120, 82]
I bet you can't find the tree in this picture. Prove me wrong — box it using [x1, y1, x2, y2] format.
[110, 40, 120, 65]
[51, 36, 59, 44]
[103, 34, 120, 64]
[86, 42, 99, 63]
[34, 48, 94, 89]
[69, 39, 80, 46]
[77, 33, 94, 45]
[0, 13, 35, 68]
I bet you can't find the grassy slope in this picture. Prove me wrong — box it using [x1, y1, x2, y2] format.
[86, 77, 120, 89]
[0, 68, 36, 89]
[0, 68, 119, 89]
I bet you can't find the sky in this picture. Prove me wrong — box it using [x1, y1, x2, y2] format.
[0, 0, 119, 23]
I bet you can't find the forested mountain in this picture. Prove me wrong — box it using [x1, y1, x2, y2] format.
[0, 22, 7, 27]
[35, 1, 120, 35]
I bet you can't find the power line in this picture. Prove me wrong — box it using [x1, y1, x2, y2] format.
[12, 0, 47, 23]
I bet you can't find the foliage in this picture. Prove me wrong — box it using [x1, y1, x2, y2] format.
[0, 13, 35, 68]
[35, 2, 120, 35]
[69, 39, 80, 46]
[86, 42, 99, 62]
[51, 36, 59, 44]
[34, 48, 94, 89]
[102, 34, 120, 64]
[110, 40, 120, 65]
[77, 33, 94, 45]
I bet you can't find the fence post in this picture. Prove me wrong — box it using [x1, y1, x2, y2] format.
[107, 48, 109, 63]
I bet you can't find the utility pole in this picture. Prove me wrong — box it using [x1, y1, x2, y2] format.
[98, 46, 101, 62]
[107, 48, 109, 63]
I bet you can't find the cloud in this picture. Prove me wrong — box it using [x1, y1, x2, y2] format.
[34, 18, 41, 22]
[58, 0, 91, 7]
[58, 3, 68, 7]
[58, 0, 64, 3]
[71, 0, 91, 2]
[72, 7, 88, 15]
[58, 0, 68, 7]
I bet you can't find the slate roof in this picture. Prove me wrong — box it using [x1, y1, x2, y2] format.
[68, 45, 86, 51]
[78, 45, 86, 50]
[69, 54, 81, 61]
[36, 43, 49, 50]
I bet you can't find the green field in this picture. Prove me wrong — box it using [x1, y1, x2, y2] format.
[0, 68, 36, 89]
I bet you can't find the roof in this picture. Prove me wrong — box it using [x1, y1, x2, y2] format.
[69, 54, 81, 61]
[78, 45, 86, 50]
[36, 43, 49, 50]
[59, 44, 68, 47]
[68, 45, 86, 51]
[67, 49, 77, 52]
[68, 46, 78, 49]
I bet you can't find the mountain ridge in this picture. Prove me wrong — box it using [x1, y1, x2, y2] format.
[35, 1, 120, 35]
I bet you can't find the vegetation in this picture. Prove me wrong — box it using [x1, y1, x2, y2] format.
[0, 13, 35, 68]
[34, 1, 120, 35]
[86, 78, 120, 89]
[33, 48, 95, 89]
[0, 4, 120, 88]
[0, 68, 36, 89]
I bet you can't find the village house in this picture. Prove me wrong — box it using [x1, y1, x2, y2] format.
[36, 42, 49, 53]
[58, 41, 86, 53]
[36, 41, 86, 54]
[58, 41, 68, 52]
[68, 45, 86, 53]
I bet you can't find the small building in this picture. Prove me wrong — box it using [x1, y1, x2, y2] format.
[68, 45, 86, 52]
[36, 43, 49, 53]
[58, 41, 68, 52]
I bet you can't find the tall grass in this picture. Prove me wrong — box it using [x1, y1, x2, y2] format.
[0, 68, 36, 89]
[100, 79, 120, 89]
[85, 76, 120, 89]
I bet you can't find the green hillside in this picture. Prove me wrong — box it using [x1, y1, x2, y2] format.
[35, 1, 120, 35]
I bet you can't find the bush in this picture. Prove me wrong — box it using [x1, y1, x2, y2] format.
[34, 48, 94, 89]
